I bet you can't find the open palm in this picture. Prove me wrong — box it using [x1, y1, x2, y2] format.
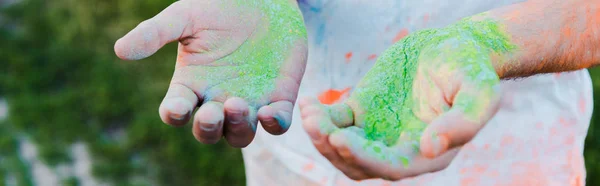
[114, 0, 307, 147]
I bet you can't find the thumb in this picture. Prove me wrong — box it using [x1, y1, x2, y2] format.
[114, 1, 193, 60]
[420, 84, 501, 158]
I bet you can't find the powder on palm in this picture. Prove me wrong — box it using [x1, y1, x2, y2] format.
[201, 0, 307, 105]
[354, 14, 517, 155]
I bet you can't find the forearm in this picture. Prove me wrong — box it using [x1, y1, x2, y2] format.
[477, 0, 600, 78]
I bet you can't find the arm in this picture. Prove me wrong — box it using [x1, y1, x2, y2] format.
[479, 0, 600, 78]
[298, 0, 597, 181]
[418, 0, 599, 158]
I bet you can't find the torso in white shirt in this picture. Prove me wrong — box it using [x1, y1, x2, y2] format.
[242, 1, 593, 185]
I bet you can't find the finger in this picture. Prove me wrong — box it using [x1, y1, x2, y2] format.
[114, 1, 192, 60]
[298, 98, 370, 180]
[192, 101, 224, 144]
[330, 129, 460, 181]
[420, 84, 501, 158]
[299, 97, 339, 144]
[257, 40, 309, 135]
[328, 127, 368, 168]
[326, 103, 355, 128]
[412, 69, 450, 124]
[159, 83, 199, 126]
[299, 98, 355, 137]
[329, 129, 407, 180]
[257, 101, 293, 135]
[223, 97, 257, 148]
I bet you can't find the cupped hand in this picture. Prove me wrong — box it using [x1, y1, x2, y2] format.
[300, 17, 508, 180]
[114, 0, 307, 148]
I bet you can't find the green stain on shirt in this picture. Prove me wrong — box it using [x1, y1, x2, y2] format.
[355, 14, 516, 152]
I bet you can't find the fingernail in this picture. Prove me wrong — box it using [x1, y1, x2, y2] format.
[273, 111, 290, 129]
[432, 135, 449, 156]
[170, 113, 187, 120]
[200, 120, 221, 132]
[200, 124, 218, 132]
[228, 110, 244, 124]
[165, 98, 193, 120]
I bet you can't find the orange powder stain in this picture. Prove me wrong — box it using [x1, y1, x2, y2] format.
[368, 54, 378, 60]
[423, 14, 430, 23]
[318, 87, 351, 105]
[559, 117, 575, 127]
[565, 135, 575, 145]
[554, 73, 561, 78]
[550, 127, 559, 135]
[335, 180, 348, 186]
[535, 122, 543, 129]
[345, 52, 353, 62]
[381, 182, 392, 186]
[302, 162, 315, 172]
[460, 177, 479, 186]
[532, 148, 539, 158]
[568, 147, 585, 186]
[578, 96, 586, 114]
[488, 170, 500, 178]
[473, 165, 487, 173]
[393, 29, 409, 43]
[500, 135, 514, 146]
[461, 164, 488, 174]
[559, 117, 568, 125]
[507, 163, 548, 186]
[319, 177, 328, 185]
[571, 175, 582, 186]
[495, 151, 504, 159]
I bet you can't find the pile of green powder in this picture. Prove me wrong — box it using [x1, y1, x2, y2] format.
[354, 14, 516, 151]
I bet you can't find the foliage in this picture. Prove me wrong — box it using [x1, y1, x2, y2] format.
[585, 68, 600, 186]
[0, 0, 245, 185]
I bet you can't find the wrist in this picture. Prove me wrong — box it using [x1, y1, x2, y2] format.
[446, 15, 518, 79]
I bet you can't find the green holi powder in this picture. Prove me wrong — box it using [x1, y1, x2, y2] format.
[399, 156, 410, 167]
[373, 146, 381, 153]
[203, 0, 307, 105]
[354, 15, 517, 153]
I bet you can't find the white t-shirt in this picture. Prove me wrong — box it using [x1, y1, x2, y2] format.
[243, 0, 593, 185]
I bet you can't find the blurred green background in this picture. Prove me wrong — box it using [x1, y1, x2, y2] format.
[0, 0, 599, 186]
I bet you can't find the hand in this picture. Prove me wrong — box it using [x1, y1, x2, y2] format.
[114, 0, 307, 147]
[415, 36, 502, 158]
[299, 98, 461, 180]
[299, 18, 505, 180]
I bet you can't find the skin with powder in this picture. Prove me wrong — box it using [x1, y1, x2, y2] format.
[300, 16, 514, 180]
[300, 0, 600, 180]
[115, 0, 307, 147]
[357, 17, 516, 147]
